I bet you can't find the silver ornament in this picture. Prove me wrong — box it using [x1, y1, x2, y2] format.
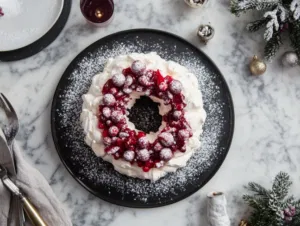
[197, 24, 215, 44]
[184, 0, 207, 8]
[282, 51, 299, 67]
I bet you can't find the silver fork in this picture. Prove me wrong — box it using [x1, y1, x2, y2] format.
[0, 93, 19, 148]
[0, 93, 25, 226]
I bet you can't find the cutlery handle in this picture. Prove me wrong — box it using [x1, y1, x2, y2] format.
[21, 196, 48, 226]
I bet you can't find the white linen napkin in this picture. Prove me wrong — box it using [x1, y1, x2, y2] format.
[0, 133, 72, 226]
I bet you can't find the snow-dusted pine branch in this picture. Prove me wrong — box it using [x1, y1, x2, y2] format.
[291, 0, 300, 20]
[263, 6, 287, 41]
[231, 0, 280, 16]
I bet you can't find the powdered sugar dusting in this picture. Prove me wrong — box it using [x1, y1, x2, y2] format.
[53, 34, 232, 206]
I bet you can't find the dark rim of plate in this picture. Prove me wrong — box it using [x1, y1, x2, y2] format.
[0, 0, 71, 62]
[51, 28, 235, 208]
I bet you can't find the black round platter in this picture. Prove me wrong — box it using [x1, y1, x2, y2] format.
[51, 29, 234, 208]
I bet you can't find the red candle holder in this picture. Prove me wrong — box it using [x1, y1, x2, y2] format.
[80, 0, 114, 27]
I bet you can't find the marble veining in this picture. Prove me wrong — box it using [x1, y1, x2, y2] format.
[1, 0, 300, 225]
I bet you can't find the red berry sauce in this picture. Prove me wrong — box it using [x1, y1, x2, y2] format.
[98, 60, 193, 172]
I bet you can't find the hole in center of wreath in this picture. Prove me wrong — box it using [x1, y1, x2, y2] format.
[127, 96, 162, 133]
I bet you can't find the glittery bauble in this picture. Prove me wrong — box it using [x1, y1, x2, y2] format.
[197, 24, 215, 44]
[184, 0, 207, 8]
[282, 51, 299, 67]
[249, 55, 266, 75]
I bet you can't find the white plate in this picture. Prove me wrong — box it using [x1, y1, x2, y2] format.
[0, 0, 64, 51]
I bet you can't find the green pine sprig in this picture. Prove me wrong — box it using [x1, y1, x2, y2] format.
[230, 0, 300, 61]
[231, 0, 281, 16]
[243, 172, 300, 226]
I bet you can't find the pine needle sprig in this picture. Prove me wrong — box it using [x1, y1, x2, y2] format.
[290, 20, 300, 57]
[246, 182, 270, 197]
[231, 0, 281, 16]
[231, 0, 300, 60]
[243, 172, 300, 226]
[243, 194, 267, 209]
[264, 33, 282, 60]
[247, 19, 268, 31]
[272, 172, 292, 200]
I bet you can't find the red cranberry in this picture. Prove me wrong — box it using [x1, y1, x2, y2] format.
[123, 87, 132, 94]
[145, 70, 153, 78]
[136, 86, 143, 92]
[137, 131, 146, 138]
[169, 80, 183, 94]
[173, 111, 182, 120]
[131, 60, 146, 75]
[103, 137, 112, 146]
[125, 76, 134, 86]
[106, 146, 120, 154]
[158, 82, 168, 91]
[111, 137, 118, 143]
[123, 150, 135, 162]
[145, 160, 154, 168]
[180, 146, 187, 152]
[98, 122, 105, 129]
[117, 121, 127, 131]
[137, 149, 150, 161]
[138, 75, 153, 87]
[102, 94, 116, 106]
[109, 87, 118, 95]
[145, 89, 151, 96]
[138, 137, 149, 148]
[137, 161, 144, 167]
[175, 104, 184, 110]
[112, 73, 126, 87]
[167, 91, 173, 100]
[153, 142, 163, 152]
[106, 120, 112, 126]
[111, 110, 124, 123]
[155, 161, 164, 168]
[178, 129, 190, 140]
[116, 91, 124, 98]
[102, 107, 111, 118]
[143, 166, 150, 172]
[158, 132, 174, 147]
[160, 148, 173, 161]
[125, 138, 137, 148]
[119, 132, 129, 138]
[114, 153, 121, 160]
[112, 137, 123, 146]
[108, 126, 119, 137]
[102, 130, 109, 137]
[155, 70, 165, 84]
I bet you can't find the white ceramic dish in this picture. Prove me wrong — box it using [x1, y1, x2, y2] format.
[0, 0, 64, 51]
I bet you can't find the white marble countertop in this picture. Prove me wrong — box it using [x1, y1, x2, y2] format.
[1, 0, 300, 225]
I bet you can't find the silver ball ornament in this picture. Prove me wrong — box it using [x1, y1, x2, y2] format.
[184, 0, 207, 8]
[197, 24, 215, 44]
[281, 51, 299, 67]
